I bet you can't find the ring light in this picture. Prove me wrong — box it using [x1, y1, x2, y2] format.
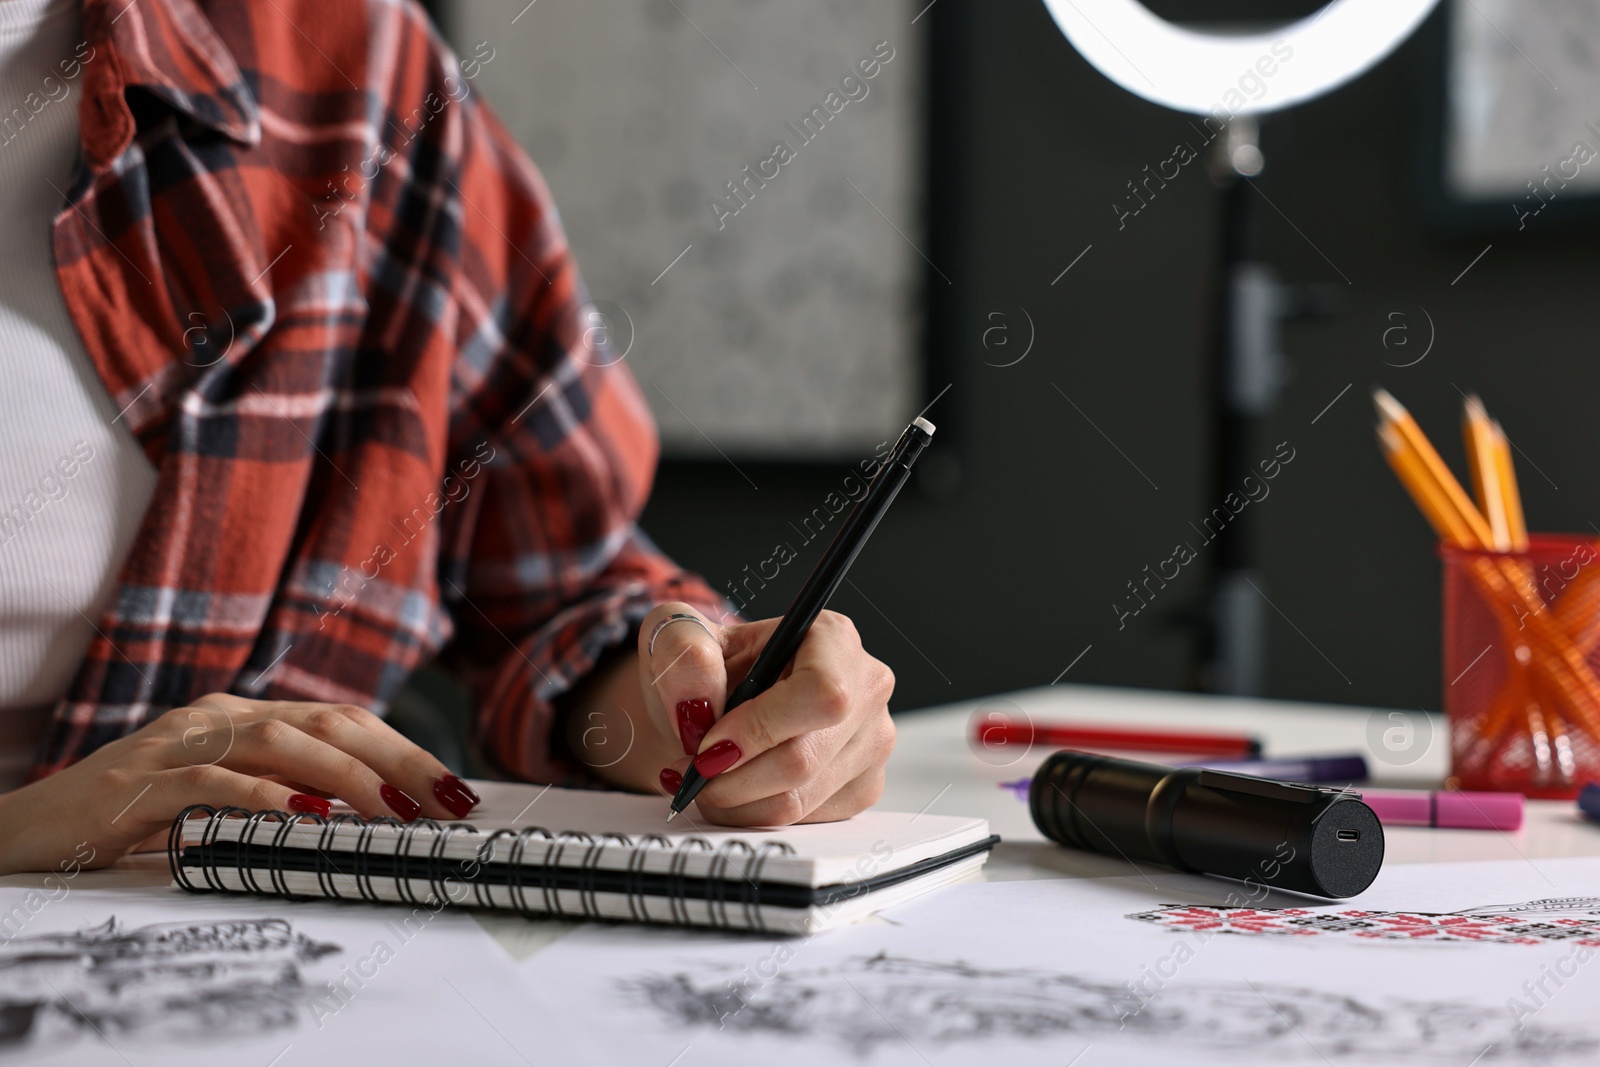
[1039, 0, 1444, 114]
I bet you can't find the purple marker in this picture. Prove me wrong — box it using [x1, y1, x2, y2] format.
[998, 753, 1368, 803]
[1581, 783, 1600, 823]
[1182, 754, 1369, 784]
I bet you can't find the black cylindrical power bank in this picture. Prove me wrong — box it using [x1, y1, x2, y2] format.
[1030, 750, 1384, 898]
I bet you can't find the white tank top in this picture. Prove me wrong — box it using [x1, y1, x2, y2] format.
[0, 0, 160, 786]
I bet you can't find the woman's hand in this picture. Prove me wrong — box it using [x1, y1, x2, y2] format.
[0, 694, 480, 875]
[570, 602, 896, 826]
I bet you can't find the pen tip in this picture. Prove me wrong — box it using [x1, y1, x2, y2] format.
[665, 809, 678, 823]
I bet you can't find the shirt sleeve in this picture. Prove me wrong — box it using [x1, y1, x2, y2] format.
[395, 23, 734, 783]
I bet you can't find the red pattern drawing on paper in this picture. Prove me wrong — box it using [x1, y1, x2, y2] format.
[1128, 898, 1600, 945]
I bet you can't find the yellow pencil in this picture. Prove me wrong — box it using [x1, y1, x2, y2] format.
[1462, 395, 1510, 551]
[1378, 423, 1478, 547]
[1374, 388, 1494, 548]
[1490, 419, 1528, 551]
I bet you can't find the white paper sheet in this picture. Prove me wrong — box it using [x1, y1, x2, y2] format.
[0, 887, 541, 1065]
[514, 857, 1600, 1065]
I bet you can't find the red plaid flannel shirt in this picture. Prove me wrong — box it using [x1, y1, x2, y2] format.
[39, 0, 728, 781]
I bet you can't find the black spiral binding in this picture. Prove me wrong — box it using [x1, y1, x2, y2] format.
[169, 806, 801, 928]
[319, 813, 364, 899]
[625, 836, 672, 924]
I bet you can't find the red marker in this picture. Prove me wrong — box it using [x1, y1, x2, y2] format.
[973, 719, 1261, 759]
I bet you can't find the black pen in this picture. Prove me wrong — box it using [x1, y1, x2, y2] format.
[667, 416, 936, 820]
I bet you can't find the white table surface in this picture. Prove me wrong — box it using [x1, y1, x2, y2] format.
[9, 683, 1599, 954]
[882, 684, 1600, 877]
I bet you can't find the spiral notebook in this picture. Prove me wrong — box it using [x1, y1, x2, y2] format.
[168, 781, 998, 934]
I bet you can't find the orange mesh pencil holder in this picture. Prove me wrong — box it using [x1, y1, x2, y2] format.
[1442, 534, 1600, 798]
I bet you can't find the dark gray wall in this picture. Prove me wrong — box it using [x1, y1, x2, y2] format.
[638, 1, 1600, 718]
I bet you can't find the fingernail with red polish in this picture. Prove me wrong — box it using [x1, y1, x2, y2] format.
[675, 698, 715, 756]
[433, 776, 475, 819]
[451, 775, 482, 805]
[692, 740, 742, 778]
[659, 767, 683, 794]
[287, 793, 332, 817]
[380, 784, 421, 821]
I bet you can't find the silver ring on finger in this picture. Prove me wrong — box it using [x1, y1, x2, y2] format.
[647, 612, 714, 658]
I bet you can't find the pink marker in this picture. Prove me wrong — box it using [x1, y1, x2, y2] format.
[1363, 789, 1523, 831]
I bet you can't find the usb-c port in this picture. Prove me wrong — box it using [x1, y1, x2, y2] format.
[1336, 829, 1360, 842]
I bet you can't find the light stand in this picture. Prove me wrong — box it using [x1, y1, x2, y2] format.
[1040, 0, 1441, 695]
[1197, 117, 1339, 694]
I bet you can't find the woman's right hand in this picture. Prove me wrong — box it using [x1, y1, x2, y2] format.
[0, 693, 480, 875]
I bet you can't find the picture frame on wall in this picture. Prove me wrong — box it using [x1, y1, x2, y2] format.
[443, 0, 936, 461]
[1422, 0, 1600, 234]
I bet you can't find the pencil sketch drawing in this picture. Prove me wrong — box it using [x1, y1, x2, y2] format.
[1129, 896, 1600, 945]
[0, 916, 341, 1055]
[1456, 896, 1600, 918]
[622, 951, 1596, 1059]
